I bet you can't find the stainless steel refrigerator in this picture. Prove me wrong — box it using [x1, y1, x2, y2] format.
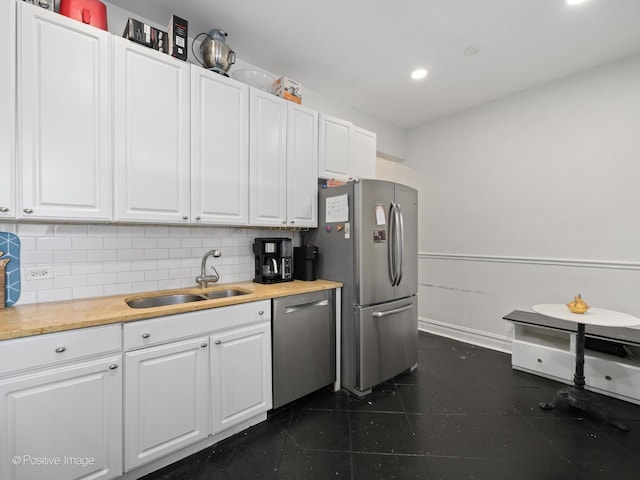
[304, 179, 418, 396]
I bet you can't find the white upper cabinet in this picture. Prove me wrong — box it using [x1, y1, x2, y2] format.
[350, 125, 377, 179]
[318, 114, 377, 181]
[113, 37, 190, 224]
[249, 88, 287, 226]
[286, 102, 318, 228]
[191, 67, 249, 225]
[318, 114, 352, 180]
[0, 0, 15, 219]
[17, 2, 112, 221]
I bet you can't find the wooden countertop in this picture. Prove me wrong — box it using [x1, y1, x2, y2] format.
[0, 280, 342, 341]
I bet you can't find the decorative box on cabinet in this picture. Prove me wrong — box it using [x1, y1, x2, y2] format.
[191, 66, 250, 225]
[17, 2, 112, 222]
[0, 325, 123, 480]
[113, 36, 190, 224]
[0, 0, 15, 219]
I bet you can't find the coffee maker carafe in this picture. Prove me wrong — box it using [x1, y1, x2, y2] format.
[253, 238, 293, 284]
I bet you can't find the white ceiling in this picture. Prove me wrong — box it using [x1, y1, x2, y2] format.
[107, 0, 640, 130]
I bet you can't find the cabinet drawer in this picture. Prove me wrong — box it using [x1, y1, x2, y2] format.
[124, 300, 271, 350]
[0, 324, 121, 376]
[584, 354, 640, 401]
[511, 340, 573, 381]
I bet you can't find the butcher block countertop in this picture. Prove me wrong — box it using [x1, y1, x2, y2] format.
[0, 280, 342, 341]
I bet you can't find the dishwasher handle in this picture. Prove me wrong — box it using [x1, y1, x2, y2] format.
[371, 304, 413, 318]
[285, 299, 329, 314]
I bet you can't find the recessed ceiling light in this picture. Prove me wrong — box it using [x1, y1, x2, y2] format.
[566, 0, 589, 5]
[411, 69, 428, 80]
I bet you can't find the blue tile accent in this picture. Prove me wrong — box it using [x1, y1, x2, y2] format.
[0, 232, 21, 307]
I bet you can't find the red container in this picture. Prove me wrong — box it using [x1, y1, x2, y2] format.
[59, 0, 108, 31]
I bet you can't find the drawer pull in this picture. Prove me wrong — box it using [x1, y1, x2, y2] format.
[142, 332, 151, 339]
[55, 346, 67, 353]
[201, 343, 208, 348]
[605, 375, 612, 381]
[537, 358, 542, 363]
[23, 208, 34, 214]
[215, 340, 221, 345]
[258, 310, 264, 316]
[0, 206, 8, 213]
[108, 364, 118, 370]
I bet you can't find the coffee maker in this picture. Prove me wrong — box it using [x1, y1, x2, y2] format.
[253, 238, 293, 284]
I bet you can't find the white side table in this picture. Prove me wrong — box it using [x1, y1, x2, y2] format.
[532, 304, 640, 431]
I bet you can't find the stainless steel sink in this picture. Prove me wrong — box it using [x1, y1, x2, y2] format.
[126, 294, 207, 309]
[126, 289, 249, 308]
[201, 289, 248, 300]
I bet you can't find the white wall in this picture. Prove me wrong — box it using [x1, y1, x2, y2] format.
[407, 54, 640, 349]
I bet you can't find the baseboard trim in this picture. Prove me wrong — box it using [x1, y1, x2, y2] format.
[418, 316, 512, 354]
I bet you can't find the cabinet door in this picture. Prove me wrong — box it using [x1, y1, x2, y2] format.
[249, 88, 287, 226]
[211, 322, 272, 433]
[124, 337, 209, 471]
[0, 355, 122, 480]
[350, 126, 377, 180]
[17, 3, 112, 221]
[191, 67, 249, 225]
[318, 114, 352, 180]
[286, 103, 318, 228]
[114, 37, 190, 224]
[0, 0, 15, 219]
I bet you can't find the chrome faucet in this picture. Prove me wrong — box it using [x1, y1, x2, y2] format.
[195, 249, 221, 288]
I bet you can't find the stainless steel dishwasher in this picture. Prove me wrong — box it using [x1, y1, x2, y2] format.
[272, 290, 336, 408]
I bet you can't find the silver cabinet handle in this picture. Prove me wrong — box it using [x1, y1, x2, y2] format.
[23, 208, 34, 214]
[108, 364, 118, 370]
[0, 206, 8, 212]
[215, 340, 221, 345]
[182, 215, 188, 220]
[195, 216, 201, 221]
[605, 375, 612, 381]
[285, 299, 329, 314]
[201, 343, 208, 348]
[55, 346, 66, 353]
[258, 310, 264, 315]
[372, 304, 413, 318]
[142, 332, 151, 339]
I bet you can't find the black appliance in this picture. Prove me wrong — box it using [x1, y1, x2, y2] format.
[294, 245, 319, 281]
[253, 238, 293, 284]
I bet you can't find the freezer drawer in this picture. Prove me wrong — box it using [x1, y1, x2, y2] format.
[272, 290, 336, 408]
[355, 296, 417, 392]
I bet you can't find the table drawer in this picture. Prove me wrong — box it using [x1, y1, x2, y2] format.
[512, 340, 573, 381]
[584, 354, 640, 401]
[0, 324, 121, 376]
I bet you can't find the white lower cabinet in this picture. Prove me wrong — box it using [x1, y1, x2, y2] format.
[211, 322, 272, 433]
[124, 336, 210, 471]
[123, 300, 272, 471]
[0, 325, 123, 480]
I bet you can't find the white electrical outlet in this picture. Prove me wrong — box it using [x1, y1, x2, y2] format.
[27, 266, 53, 280]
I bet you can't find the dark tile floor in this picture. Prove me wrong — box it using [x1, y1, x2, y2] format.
[141, 332, 640, 479]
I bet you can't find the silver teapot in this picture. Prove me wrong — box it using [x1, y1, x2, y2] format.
[193, 28, 236, 74]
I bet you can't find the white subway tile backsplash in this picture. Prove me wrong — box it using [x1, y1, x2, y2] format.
[37, 237, 72, 250]
[5, 222, 296, 306]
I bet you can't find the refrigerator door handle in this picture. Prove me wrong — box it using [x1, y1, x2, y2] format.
[387, 202, 397, 286]
[372, 304, 413, 317]
[395, 202, 404, 286]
